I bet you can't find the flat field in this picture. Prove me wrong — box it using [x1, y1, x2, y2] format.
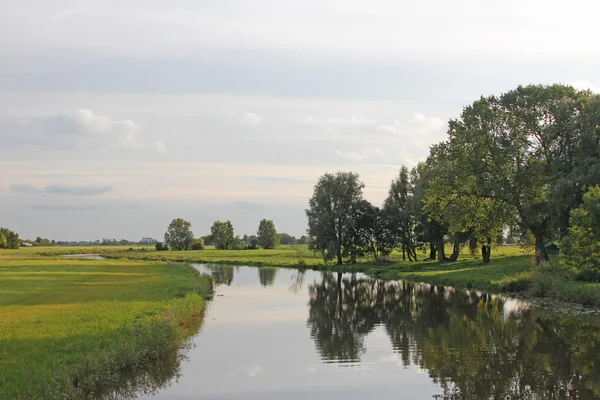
[0, 255, 212, 399]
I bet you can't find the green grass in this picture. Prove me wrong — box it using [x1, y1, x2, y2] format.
[0, 257, 212, 399]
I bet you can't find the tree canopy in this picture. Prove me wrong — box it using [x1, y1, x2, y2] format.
[210, 220, 235, 250]
[164, 218, 194, 251]
[257, 219, 279, 249]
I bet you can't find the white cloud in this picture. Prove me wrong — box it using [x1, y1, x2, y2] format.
[43, 109, 141, 145]
[377, 124, 397, 134]
[334, 150, 367, 161]
[241, 112, 261, 127]
[571, 80, 600, 93]
[334, 147, 384, 162]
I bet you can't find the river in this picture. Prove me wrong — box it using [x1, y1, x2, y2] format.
[138, 264, 600, 399]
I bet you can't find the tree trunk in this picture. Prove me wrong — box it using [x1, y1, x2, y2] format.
[337, 248, 343, 265]
[402, 244, 406, 261]
[481, 238, 492, 263]
[429, 243, 437, 260]
[437, 237, 446, 262]
[534, 233, 549, 264]
[449, 233, 460, 261]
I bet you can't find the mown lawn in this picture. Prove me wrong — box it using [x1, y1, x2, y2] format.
[0, 257, 212, 399]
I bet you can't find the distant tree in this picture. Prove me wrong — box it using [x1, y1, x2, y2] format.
[51, 239, 56, 246]
[257, 219, 279, 249]
[210, 220, 235, 250]
[561, 186, 600, 273]
[164, 218, 194, 251]
[0, 228, 20, 249]
[243, 234, 259, 249]
[232, 235, 246, 250]
[139, 237, 157, 245]
[191, 238, 205, 250]
[306, 171, 365, 265]
[155, 242, 169, 251]
[297, 235, 308, 245]
[35, 237, 51, 246]
[278, 233, 297, 245]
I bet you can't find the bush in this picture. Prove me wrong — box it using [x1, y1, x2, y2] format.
[191, 239, 204, 251]
[155, 242, 169, 251]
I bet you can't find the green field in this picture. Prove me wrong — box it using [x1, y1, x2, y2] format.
[0, 256, 212, 399]
[2, 241, 598, 399]
[18, 243, 596, 306]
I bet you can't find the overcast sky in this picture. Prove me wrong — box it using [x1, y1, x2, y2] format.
[1, 0, 599, 241]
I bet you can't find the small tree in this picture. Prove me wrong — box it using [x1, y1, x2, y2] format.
[257, 219, 279, 249]
[211, 220, 235, 250]
[164, 218, 194, 251]
[561, 186, 600, 272]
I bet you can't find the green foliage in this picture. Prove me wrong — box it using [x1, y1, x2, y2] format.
[278, 232, 297, 245]
[306, 171, 365, 264]
[257, 219, 279, 249]
[0, 227, 20, 249]
[210, 220, 235, 250]
[191, 238, 205, 250]
[155, 241, 169, 251]
[561, 186, 600, 273]
[164, 218, 194, 251]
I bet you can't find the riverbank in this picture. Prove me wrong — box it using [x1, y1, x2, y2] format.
[5, 244, 600, 307]
[0, 257, 212, 399]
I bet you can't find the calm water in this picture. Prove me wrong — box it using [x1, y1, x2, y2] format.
[136, 265, 600, 400]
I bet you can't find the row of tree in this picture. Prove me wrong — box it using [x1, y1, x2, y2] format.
[306, 84, 600, 266]
[161, 218, 300, 251]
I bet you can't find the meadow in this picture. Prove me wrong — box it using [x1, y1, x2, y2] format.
[0, 255, 212, 399]
[48, 244, 600, 306]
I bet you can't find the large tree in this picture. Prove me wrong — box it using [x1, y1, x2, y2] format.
[257, 219, 279, 249]
[210, 220, 235, 250]
[164, 218, 194, 251]
[306, 171, 365, 265]
[435, 84, 599, 263]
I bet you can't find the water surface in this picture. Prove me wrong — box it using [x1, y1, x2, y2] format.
[139, 265, 600, 400]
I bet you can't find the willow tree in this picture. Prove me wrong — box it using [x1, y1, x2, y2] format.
[436, 84, 598, 263]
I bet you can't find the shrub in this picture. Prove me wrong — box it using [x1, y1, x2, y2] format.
[155, 242, 169, 251]
[191, 238, 204, 251]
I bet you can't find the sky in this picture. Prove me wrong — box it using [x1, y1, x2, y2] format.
[1, 0, 599, 241]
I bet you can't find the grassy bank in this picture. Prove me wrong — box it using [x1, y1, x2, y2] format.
[0, 257, 212, 399]
[5, 244, 600, 307]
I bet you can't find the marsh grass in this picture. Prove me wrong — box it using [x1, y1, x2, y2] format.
[0, 258, 212, 399]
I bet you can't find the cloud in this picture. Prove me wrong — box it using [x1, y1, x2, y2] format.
[31, 204, 103, 211]
[0, 109, 166, 152]
[571, 80, 600, 93]
[43, 109, 141, 144]
[377, 124, 398, 134]
[334, 150, 367, 161]
[44, 185, 113, 196]
[241, 112, 261, 127]
[334, 147, 384, 162]
[10, 184, 41, 194]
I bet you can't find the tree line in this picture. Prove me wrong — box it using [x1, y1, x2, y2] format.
[159, 217, 305, 251]
[306, 84, 600, 269]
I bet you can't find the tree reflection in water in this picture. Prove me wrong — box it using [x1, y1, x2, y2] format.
[204, 265, 235, 286]
[307, 272, 600, 399]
